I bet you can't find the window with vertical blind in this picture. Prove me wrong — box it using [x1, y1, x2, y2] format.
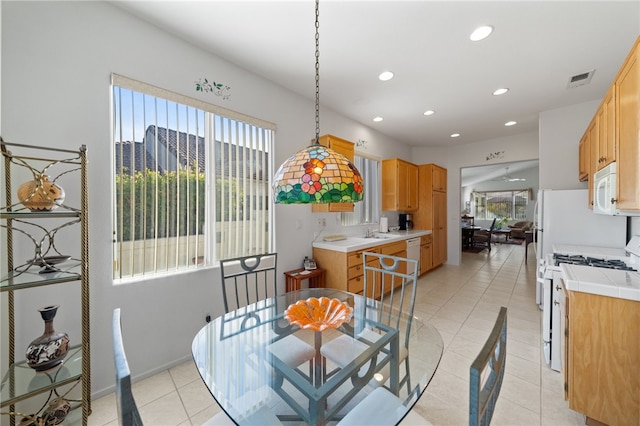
[341, 155, 381, 226]
[473, 190, 529, 220]
[112, 74, 275, 281]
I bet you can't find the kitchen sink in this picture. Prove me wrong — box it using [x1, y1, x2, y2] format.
[363, 234, 391, 239]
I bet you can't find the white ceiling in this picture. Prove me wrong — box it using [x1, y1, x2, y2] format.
[112, 1, 639, 147]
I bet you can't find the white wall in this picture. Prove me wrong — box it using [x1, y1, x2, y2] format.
[539, 100, 599, 189]
[413, 132, 539, 265]
[0, 1, 412, 397]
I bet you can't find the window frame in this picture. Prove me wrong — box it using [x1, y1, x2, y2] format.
[111, 74, 276, 282]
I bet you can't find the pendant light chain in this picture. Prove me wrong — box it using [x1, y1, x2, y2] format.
[314, 0, 320, 145]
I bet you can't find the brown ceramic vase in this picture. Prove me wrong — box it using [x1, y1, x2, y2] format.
[25, 305, 70, 371]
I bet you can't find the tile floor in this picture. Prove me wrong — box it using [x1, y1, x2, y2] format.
[88, 243, 586, 426]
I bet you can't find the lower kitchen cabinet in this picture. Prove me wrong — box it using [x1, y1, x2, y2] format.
[419, 234, 433, 275]
[564, 290, 639, 425]
[313, 240, 406, 296]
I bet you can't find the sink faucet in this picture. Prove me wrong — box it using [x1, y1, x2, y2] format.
[365, 227, 376, 238]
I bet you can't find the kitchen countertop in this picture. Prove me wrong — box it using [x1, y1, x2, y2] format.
[312, 229, 432, 253]
[560, 263, 640, 302]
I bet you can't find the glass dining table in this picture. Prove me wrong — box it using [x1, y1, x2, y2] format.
[192, 288, 443, 425]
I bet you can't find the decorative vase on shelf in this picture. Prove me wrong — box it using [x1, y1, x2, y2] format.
[25, 305, 70, 371]
[42, 397, 72, 425]
[17, 175, 65, 211]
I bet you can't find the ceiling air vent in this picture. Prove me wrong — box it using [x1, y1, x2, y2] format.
[567, 69, 595, 88]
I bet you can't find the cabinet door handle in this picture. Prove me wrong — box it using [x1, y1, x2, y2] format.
[556, 285, 561, 291]
[611, 198, 617, 204]
[554, 300, 559, 306]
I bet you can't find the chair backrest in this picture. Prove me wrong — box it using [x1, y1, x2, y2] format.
[362, 252, 419, 343]
[488, 218, 497, 231]
[112, 308, 144, 426]
[220, 253, 278, 313]
[469, 306, 507, 426]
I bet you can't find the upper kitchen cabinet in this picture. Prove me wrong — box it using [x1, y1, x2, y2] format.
[596, 87, 616, 170]
[414, 164, 447, 269]
[578, 35, 640, 212]
[616, 36, 640, 211]
[311, 134, 355, 213]
[578, 131, 589, 182]
[381, 158, 418, 211]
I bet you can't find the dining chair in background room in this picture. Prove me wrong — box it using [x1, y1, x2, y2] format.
[219, 253, 315, 374]
[112, 308, 144, 426]
[469, 306, 508, 426]
[472, 218, 497, 251]
[321, 252, 419, 393]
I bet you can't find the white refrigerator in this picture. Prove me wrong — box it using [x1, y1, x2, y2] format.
[534, 189, 627, 302]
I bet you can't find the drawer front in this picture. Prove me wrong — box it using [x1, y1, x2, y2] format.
[420, 235, 432, 245]
[348, 248, 379, 267]
[348, 276, 365, 294]
[348, 263, 365, 280]
[380, 241, 405, 255]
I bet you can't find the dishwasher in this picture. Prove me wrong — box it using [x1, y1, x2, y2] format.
[406, 237, 421, 264]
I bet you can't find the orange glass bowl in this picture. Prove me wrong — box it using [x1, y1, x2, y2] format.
[285, 297, 353, 332]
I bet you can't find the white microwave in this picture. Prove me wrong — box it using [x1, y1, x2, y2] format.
[593, 162, 640, 216]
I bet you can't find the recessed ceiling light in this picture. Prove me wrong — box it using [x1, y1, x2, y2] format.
[373, 116, 383, 122]
[450, 133, 460, 138]
[378, 71, 394, 81]
[423, 110, 435, 116]
[505, 121, 517, 126]
[493, 88, 509, 96]
[470, 25, 494, 41]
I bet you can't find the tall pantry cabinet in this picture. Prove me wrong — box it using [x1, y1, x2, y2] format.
[414, 164, 447, 269]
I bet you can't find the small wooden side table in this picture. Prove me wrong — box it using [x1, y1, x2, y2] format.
[284, 268, 326, 292]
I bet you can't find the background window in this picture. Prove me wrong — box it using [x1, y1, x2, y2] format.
[341, 155, 380, 226]
[473, 190, 529, 220]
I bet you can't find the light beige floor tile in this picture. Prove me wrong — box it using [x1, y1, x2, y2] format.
[87, 393, 117, 426]
[139, 391, 190, 426]
[177, 376, 217, 417]
[132, 370, 176, 407]
[491, 394, 540, 425]
[500, 372, 541, 413]
[170, 360, 202, 389]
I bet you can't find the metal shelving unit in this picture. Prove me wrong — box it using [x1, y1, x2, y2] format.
[0, 140, 90, 425]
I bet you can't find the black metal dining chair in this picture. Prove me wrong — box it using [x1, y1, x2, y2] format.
[321, 252, 420, 393]
[472, 218, 497, 251]
[112, 308, 144, 426]
[219, 253, 315, 373]
[469, 306, 508, 426]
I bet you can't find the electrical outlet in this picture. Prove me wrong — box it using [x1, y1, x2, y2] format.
[317, 218, 326, 227]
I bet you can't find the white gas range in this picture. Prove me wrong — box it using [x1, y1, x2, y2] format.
[541, 235, 640, 371]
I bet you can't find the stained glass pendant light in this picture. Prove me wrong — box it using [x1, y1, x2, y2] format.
[273, 0, 364, 205]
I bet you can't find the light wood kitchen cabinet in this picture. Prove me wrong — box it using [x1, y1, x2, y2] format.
[313, 239, 408, 297]
[564, 290, 639, 425]
[311, 134, 355, 213]
[577, 35, 639, 211]
[597, 87, 616, 170]
[615, 36, 640, 211]
[381, 158, 418, 211]
[419, 234, 433, 275]
[414, 164, 447, 269]
[578, 131, 589, 182]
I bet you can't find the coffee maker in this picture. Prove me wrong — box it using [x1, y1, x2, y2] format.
[399, 213, 413, 230]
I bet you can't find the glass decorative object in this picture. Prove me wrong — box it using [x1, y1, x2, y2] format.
[273, 145, 363, 204]
[285, 297, 353, 332]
